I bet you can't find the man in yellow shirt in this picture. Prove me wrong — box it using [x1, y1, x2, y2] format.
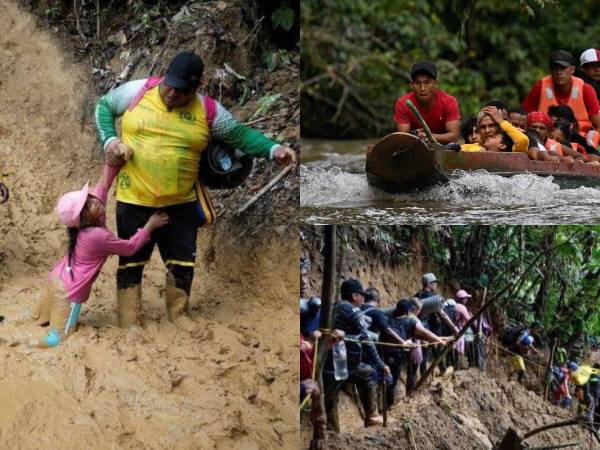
[95, 52, 295, 329]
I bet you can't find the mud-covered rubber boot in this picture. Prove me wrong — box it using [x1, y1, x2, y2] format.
[32, 286, 55, 326]
[364, 385, 384, 427]
[38, 297, 71, 348]
[165, 278, 198, 333]
[117, 285, 141, 328]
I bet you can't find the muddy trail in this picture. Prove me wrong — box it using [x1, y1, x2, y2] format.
[0, 2, 297, 449]
[305, 361, 600, 450]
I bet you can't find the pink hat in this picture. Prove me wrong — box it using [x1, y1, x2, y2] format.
[56, 182, 90, 228]
[456, 289, 472, 299]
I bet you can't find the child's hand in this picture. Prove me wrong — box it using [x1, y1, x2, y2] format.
[118, 143, 133, 161]
[146, 212, 169, 230]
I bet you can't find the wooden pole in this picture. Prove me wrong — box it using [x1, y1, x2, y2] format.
[381, 346, 387, 427]
[314, 225, 336, 424]
[543, 338, 558, 401]
[405, 99, 440, 145]
[415, 287, 489, 391]
[235, 164, 294, 215]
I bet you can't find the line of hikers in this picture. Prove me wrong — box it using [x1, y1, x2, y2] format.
[500, 322, 600, 426]
[395, 49, 600, 166]
[300, 259, 490, 435]
[301, 258, 600, 442]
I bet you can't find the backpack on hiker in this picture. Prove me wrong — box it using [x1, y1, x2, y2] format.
[500, 326, 527, 348]
[441, 302, 457, 336]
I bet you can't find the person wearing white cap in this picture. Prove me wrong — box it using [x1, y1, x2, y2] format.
[577, 49, 600, 99]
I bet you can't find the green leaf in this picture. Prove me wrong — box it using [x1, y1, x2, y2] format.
[272, 6, 295, 31]
[257, 93, 282, 109]
[263, 51, 279, 72]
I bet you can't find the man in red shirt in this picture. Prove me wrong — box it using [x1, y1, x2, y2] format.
[394, 61, 460, 144]
[522, 50, 600, 135]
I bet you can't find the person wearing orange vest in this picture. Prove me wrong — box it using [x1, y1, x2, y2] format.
[523, 50, 600, 137]
[548, 104, 600, 162]
[551, 120, 600, 167]
[526, 111, 575, 163]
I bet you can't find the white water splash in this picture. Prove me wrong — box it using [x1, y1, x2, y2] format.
[300, 165, 396, 206]
[300, 166, 600, 208]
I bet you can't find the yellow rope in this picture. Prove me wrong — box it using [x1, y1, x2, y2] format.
[300, 393, 311, 410]
[483, 336, 547, 370]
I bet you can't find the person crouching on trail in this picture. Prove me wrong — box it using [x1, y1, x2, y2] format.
[550, 361, 577, 408]
[31, 163, 169, 347]
[571, 363, 600, 424]
[394, 61, 460, 144]
[509, 332, 538, 383]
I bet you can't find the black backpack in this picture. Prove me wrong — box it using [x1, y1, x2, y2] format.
[500, 326, 526, 347]
[441, 304, 457, 336]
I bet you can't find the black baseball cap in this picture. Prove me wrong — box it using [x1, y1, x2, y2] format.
[549, 50, 574, 68]
[164, 51, 204, 91]
[410, 61, 437, 80]
[340, 278, 367, 297]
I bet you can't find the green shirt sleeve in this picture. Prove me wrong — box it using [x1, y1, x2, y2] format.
[210, 99, 280, 159]
[94, 79, 147, 150]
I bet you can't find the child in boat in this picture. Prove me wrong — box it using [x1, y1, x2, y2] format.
[31, 146, 169, 347]
[461, 106, 529, 153]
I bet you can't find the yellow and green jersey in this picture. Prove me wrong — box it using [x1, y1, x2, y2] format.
[95, 79, 279, 207]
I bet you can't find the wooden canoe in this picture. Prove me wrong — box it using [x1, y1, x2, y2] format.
[365, 132, 600, 193]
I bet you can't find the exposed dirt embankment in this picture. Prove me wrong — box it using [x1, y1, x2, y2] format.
[0, 2, 297, 449]
[301, 226, 452, 308]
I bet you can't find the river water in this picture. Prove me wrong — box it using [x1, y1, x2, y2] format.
[301, 139, 600, 224]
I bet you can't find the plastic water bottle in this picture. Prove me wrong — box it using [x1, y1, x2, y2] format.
[333, 340, 348, 380]
[220, 154, 232, 171]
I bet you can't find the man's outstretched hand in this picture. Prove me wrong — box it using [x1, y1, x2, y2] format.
[273, 146, 297, 166]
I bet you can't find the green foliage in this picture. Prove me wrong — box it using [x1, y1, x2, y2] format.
[131, 0, 165, 30]
[262, 49, 291, 72]
[301, 0, 600, 138]
[272, 5, 295, 31]
[44, 0, 62, 21]
[250, 93, 283, 119]
[419, 225, 600, 343]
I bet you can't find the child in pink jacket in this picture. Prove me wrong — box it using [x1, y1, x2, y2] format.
[32, 160, 168, 347]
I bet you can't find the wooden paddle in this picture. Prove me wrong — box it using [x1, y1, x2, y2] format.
[405, 99, 440, 145]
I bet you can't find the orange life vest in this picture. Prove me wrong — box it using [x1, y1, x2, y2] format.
[544, 138, 563, 156]
[539, 75, 592, 135]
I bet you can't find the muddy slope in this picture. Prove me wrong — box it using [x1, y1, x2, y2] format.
[308, 366, 600, 450]
[0, 2, 297, 449]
